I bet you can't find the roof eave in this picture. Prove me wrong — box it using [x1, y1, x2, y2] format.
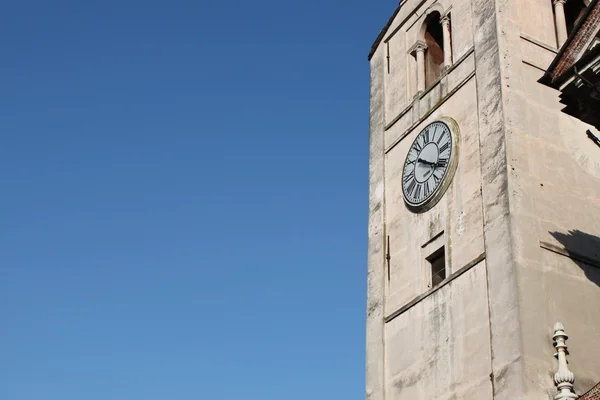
[368, 3, 403, 61]
[539, 0, 600, 87]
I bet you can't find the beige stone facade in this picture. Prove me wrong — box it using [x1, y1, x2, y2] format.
[366, 1, 600, 399]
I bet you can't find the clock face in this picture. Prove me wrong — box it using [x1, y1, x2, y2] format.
[402, 120, 456, 210]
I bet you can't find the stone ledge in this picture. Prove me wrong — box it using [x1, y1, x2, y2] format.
[384, 70, 476, 154]
[384, 252, 486, 323]
[384, 46, 475, 134]
[520, 34, 558, 54]
[540, 241, 600, 268]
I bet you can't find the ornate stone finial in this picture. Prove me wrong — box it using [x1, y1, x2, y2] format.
[553, 322, 578, 400]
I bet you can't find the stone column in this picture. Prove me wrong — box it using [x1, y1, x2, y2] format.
[441, 14, 453, 68]
[409, 41, 427, 92]
[416, 45, 426, 91]
[553, 0, 569, 47]
[409, 41, 427, 93]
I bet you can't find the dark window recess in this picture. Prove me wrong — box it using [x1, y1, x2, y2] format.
[565, 0, 587, 35]
[424, 12, 444, 87]
[428, 247, 446, 287]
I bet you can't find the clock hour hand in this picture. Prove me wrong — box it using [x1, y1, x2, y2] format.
[418, 158, 436, 167]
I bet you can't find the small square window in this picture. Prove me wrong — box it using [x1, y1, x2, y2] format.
[427, 247, 446, 287]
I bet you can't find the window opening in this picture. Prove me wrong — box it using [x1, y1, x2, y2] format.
[424, 12, 444, 87]
[427, 247, 446, 287]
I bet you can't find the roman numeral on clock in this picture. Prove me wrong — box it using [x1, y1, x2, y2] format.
[416, 184, 423, 200]
[439, 142, 449, 153]
[436, 130, 443, 144]
[437, 158, 448, 167]
[414, 139, 422, 152]
[406, 179, 417, 196]
[425, 180, 432, 197]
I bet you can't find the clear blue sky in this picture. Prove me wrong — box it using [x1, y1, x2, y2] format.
[0, 1, 395, 399]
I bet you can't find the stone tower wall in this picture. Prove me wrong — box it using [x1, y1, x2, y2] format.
[367, 0, 600, 399]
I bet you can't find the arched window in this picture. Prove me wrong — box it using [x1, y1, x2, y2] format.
[411, 9, 452, 93]
[424, 12, 444, 87]
[565, 0, 587, 34]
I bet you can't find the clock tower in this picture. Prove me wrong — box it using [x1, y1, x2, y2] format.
[366, 0, 600, 399]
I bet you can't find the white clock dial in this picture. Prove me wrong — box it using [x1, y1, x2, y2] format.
[402, 119, 458, 211]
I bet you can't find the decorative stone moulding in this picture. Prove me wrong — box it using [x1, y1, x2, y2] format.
[553, 322, 579, 400]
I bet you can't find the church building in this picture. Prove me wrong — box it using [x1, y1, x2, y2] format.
[365, 0, 600, 399]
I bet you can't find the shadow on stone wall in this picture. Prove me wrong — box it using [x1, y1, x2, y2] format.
[550, 229, 600, 286]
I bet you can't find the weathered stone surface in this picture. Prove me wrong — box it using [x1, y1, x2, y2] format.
[366, 44, 386, 400]
[385, 261, 492, 400]
[366, 0, 600, 399]
[384, 78, 485, 314]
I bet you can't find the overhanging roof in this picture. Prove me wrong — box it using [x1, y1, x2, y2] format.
[581, 381, 600, 400]
[538, 0, 600, 131]
[539, 0, 600, 87]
